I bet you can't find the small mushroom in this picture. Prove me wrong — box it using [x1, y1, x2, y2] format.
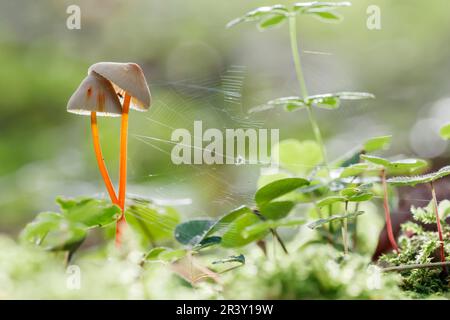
[88, 62, 151, 245]
[67, 71, 121, 206]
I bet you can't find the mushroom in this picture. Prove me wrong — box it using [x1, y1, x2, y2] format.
[88, 62, 151, 245]
[67, 71, 121, 207]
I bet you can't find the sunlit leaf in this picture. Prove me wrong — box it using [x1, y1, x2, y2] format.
[145, 247, 187, 262]
[221, 212, 268, 248]
[20, 212, 86, 251]
[259, 15, 287, 30]
[339, 163, 373, 178]
[259, 201, 295, 220]
[255, 177, 310, 206]
[363, 135, 392, 153]
[56, 197, 120, 228]
[274, 139, 323, 175]
[440, 123, 450, 140]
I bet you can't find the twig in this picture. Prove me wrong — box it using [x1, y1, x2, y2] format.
[381, 261, 450, 273]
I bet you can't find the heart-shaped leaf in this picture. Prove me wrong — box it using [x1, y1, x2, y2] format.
[274, 139, 323, 175]
[175, 219, 215, 247]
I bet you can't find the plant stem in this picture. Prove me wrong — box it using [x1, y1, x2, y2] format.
[288, 15, 328, 168]
[430, 182, 447, 274]
[271, 228, 289, 255]
[381, 169, 399, 253]
[382, 261, 450, 273]
[90, 112, 119, 204]
[116, 93, 132, 247]
[341, 201, 349, 255]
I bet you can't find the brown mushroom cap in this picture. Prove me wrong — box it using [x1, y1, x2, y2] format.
[67, 71, 122, 116]
[88, 62, 151, 111]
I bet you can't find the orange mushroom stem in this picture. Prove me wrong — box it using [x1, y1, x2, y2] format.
[116, 93, 131, 246]
[91, 112, 119, 205]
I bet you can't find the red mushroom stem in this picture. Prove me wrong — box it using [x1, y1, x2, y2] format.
[381, 169, 400, 253]
[116, 93, 131, 246]
[90, 112, 119, 205]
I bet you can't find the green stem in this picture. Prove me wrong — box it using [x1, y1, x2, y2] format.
[342, 201, 349, 255]
[288, 15, 329, 169]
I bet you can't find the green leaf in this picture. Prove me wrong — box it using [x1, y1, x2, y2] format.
[339, 163, 376, 178]
[221, 212, 268, 248]
[206, 206, 253, 236]
[20, 212, 87, 251]
[411, 202, 437, 224]
[259, 201, 295, 220]
[307, 92, 375, 110]
[307, 95, 340, 109]
[242, 218, 305, 238]
[249, 96, 307, 114]
[294, 1, 352, 12]
[255, 177, 310, 206]
[363, 135, 392, 152]
[126, 203, 180, 243]
[316, 196, 346, 208]
[226, 5, 288, 29]
[309, 10, 343, 23]
[361, 154, 427, 173]
[360, 154, 390, 167]
[145, 247, 187, 262]
[194, 236, 222, 250]
[56, 197, 120, 228]
[387, 165, 450, 186]
[307, 211, 364, 229]
[440, 123, 450, 140]
[175, 219, 215, 246]
[339, 187, 373, 202]
[212, 254, 245, 265]
[274, 139, 323, 175]
[258, 15, 287, 30]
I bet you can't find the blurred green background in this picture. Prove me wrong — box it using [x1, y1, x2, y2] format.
[1, 0, 450, 233]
